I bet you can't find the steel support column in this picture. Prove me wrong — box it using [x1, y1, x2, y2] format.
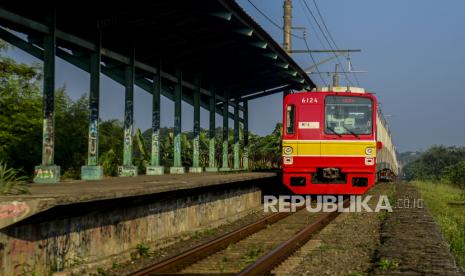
[147, 61, 164, 175]
[170, 69, 185, 174]
[189, 75, 203, 173]
[220, 93, 231, 171]
[34, 9, 60, 183]
[206, 85, 218, 172]
[243, 101, 249, 170]
[118, 48, 137, 176]
[233, 100, 240, 170]
[81, 32, 103, 180]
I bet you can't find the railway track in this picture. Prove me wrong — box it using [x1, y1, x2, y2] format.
[133, 199, 349, 275]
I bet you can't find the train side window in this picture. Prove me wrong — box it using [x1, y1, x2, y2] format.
[286, 105, 295, 134]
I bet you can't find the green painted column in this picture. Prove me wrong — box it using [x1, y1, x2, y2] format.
[220, 93, 231, 171]
[118, 48, 137, 176]
[233, 100, 240, 170]
[81, 32, 103, 180]
[243, 101, 249, 170]
[34, 10, 60, 183]
[189, 75, 203, 173]
[205, 86, 218, 172]
[170, 69, 185, 174]
[147, 61, 164, 175]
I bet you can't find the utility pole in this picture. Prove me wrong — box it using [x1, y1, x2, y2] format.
[282, 0, 362, 88]
[283, 0, 292, 54]
[283, 0, 292, 98]
[332, 64, 339, 87]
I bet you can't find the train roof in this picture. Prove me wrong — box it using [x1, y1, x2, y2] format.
[311, 86, 366, 93]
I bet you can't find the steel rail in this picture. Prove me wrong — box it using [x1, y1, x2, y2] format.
[238, 198, 350, 275]
[132, 206, 305, 276]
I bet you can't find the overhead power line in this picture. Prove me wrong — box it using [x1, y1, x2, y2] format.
[297, 0, 330, 59]
[246, 0, 304, 39]
[299, 0, 355, 86]
[312, 0, 361, 87]
[303, 37, 327, 86]
[246, 0, 328, 87]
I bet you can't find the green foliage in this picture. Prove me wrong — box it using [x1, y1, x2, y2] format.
[99, 120, 124, 156]
[0, 49, 43, 176]
[135, 242, 151, 258]
[0, 162, 30, 195]
[136, 128, 149, 161]
[98, 120, 124, 176]
[443, 161, 465, 189]
[54, 88, 89, 177]
[403, 145, 465, 189]
[138, 124, 282, 171]
[189, 228, 217, 240]
[134, 128, 149, 173]
[95, 267, 107, 275]
[248, 123, 282, 169]
[100, 149, 119, 176]
[378, 258, 399, 270]
[241, 245, 264, 264]
[413, 181, 465, 269]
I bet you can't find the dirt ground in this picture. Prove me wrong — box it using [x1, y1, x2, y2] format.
[288, 183, 394, 276]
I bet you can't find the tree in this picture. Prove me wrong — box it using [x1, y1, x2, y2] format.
[99, 120, 124, 176]
[403, 145, 465, 181]
[54, 88, 89, 178]
[0, 41, 43, 176]
[443, 161, 465, 189]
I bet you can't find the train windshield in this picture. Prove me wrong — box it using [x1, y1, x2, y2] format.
[325, 96, 373, 135]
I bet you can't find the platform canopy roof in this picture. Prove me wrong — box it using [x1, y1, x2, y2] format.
[0, 0, 315, 100]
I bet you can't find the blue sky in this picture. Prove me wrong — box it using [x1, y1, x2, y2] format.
[4, 0, 465, 152]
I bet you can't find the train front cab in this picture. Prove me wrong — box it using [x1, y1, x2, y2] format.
[282, 91, 379, 195]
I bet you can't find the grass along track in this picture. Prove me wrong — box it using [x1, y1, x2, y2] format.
[413, 181, 465, 269]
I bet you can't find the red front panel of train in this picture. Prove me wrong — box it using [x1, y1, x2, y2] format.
[282, 92, 378, 195]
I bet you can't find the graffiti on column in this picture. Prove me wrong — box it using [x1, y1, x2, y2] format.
[35, 168, 55, 179]
[152, 109, 160, 132]
[193, 120, 200, 166]
[193, 136, 199, 166]
[222, 140, 228, 166]
[223, 125, 228, 141]
[209, 138, 215, 167]
[194, 121, 200, 136]
[42, 115, 54, 165]
[88, 103, 99, 165]
[243, 148, 249, 169]
[123, 101, 133, 166]
[151, 132, 159, 165]
[151, 108, 160, 166]
[174, 116, 181, 166]
[234, 143, 240, 169]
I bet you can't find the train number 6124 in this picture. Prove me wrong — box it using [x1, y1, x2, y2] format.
[301, 97, 318, 104]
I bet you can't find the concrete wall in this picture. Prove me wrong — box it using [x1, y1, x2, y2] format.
[0, 184, 261, 275]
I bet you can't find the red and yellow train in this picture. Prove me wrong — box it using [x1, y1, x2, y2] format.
[282, 87, 399, 195]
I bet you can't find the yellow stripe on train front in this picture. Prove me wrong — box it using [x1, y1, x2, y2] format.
[282, 140, 377, 157]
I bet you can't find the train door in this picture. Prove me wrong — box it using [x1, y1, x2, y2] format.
[296, 94, 323, 166]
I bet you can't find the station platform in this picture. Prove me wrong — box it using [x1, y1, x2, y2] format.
[0, 172, 278, 275]
[0, 172, 276, 229]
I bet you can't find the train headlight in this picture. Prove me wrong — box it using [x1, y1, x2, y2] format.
[365, 147, 374, 155]
[284, 156, 293, 165]
[283, 146, 293, 155]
